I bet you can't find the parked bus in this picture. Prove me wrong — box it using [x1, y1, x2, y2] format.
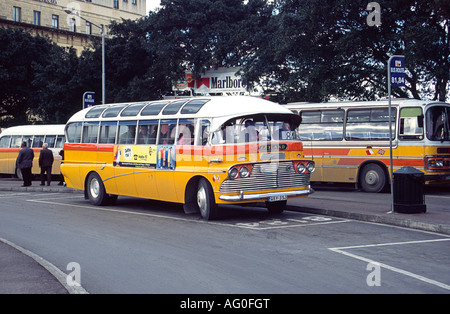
[0, 125, 65, 178]
[284, 99, 450, 192]
[61, 96, 315, 220]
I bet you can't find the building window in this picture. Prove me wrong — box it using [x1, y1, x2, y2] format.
[52, 15, 59, 29]
[132, 0, 136, 4]
[86, 22, 92, 35]
[69, 18, 76, 32]
[114, 0, 119, 9]
[13, 7, 21, 22]
[33, 11, 41, 26]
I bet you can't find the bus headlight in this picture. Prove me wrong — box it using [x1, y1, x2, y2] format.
[239, 166, 250, 178]
[306, 162, 315, 173]
[228, 167, 239, 180]
[428, 159, 444, 168]
[296, 163, 306, 173]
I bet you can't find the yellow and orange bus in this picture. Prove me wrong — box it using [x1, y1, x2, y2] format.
[0, 125, 65, 179]
[284, 99, 450, 192]
[61, 96, 315, 219]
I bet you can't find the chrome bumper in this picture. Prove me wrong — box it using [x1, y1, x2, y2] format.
[218, 186, 314, 202]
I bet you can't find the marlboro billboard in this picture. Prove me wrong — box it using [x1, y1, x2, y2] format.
[174, 67, 247, 94]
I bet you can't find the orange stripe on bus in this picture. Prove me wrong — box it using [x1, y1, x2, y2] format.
[64, 142, 304, 156]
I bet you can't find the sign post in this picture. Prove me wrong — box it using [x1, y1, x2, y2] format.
[387, 55, 405, 212]
[83, 91, 95, 109]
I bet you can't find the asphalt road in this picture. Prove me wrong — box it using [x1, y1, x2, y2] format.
[0, 188, 449, 294]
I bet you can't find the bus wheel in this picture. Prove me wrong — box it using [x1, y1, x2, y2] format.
[197, 178, 218, 220]
[265, 200, 287, 214]
[360, 163, 386, 193]
[86, 172, 108, 205]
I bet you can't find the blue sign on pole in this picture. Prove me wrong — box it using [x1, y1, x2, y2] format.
[83, 91, 95, 109]
[389, 56, 405, 87]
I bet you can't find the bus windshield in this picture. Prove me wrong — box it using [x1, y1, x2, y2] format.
[210, 114, 298, 144]
[426, 106, 450, 142]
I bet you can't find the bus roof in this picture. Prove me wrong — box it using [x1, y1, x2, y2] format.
[0, 124, 65, 136]
[66, 96, 295, 124]
[285, 99, 449, 109]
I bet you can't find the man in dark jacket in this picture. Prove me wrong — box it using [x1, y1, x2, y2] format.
[16, 141, 34, 186]
[39, 143, 54, 186]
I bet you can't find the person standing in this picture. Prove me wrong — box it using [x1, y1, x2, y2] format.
[16, 141, 34, 187]
[39, 143, 54, 186]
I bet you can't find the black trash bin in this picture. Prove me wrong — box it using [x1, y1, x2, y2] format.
[393, 166, 426, 213]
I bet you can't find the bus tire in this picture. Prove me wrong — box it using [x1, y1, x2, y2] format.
[197, 178, 218, 220]
[265, 200, 286, 214]
[86, 172, 109, 206]
[360, 163, 386, 193]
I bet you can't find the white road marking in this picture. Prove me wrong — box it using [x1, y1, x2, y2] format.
[27, 196, 349, 230]
[329, 238, 450, 291]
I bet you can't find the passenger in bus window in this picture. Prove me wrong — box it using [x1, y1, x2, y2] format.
[279, 121, 293, 140]
[177, 124, 194, 145]
[137, 125, 149, 144]
[239, 120, 258, 142]
[159, 124, 170, 144]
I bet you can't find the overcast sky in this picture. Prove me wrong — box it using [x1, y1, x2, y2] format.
[146, 0, 161, 13]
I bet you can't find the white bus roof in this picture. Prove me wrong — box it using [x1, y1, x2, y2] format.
[67, 96, 294, 122]
[285, 99, 449, 109]
[0, 124, 65, 136]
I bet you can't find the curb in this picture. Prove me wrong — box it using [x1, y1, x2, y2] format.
[288, 205, 450, 236]
[0, 186, 82, 194]
[0, 238, 89, 294]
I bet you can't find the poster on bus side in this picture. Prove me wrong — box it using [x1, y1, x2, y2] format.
[156, 145, 176, 170]
[113, 145, 175, 170]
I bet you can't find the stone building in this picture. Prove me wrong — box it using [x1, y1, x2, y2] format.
[0, 0, 147, 54]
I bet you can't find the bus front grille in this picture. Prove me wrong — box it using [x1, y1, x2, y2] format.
[219, 162, 310, 193]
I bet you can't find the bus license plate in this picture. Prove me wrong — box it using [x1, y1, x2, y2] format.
[269, 195, 287, 202]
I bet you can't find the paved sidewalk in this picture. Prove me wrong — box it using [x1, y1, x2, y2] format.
[0, 177, 448, 294]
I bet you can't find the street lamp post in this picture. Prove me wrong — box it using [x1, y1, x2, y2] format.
[64, 8, 105, 105]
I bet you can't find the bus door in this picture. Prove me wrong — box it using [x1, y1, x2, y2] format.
[114, 120, 138, 197]
[134, 120, 159, 199]
[398, 107, 426, 169]
[154, 119, 178, 202]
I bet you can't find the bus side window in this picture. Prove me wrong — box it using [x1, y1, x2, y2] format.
[399, 107, 424, 140]
[82, 122, 100, 144]
[66, 122, 82, 143]
[118, 122, 137, 145]
[176, 119, 195, 145]
[24, 136, 32, 148]
[0, 136, 11, 148]
[137, 121, 158, 145]
[32, 135, 45, 148]
[45, 135, 57, 148]
[346, 108, 396, 141]
[55, 135, 65, 148]
[99, 122, 117, 144]
[158, 120, 177, 145]
[199, 120, 211, 146]
[10, 136, 22, 148]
